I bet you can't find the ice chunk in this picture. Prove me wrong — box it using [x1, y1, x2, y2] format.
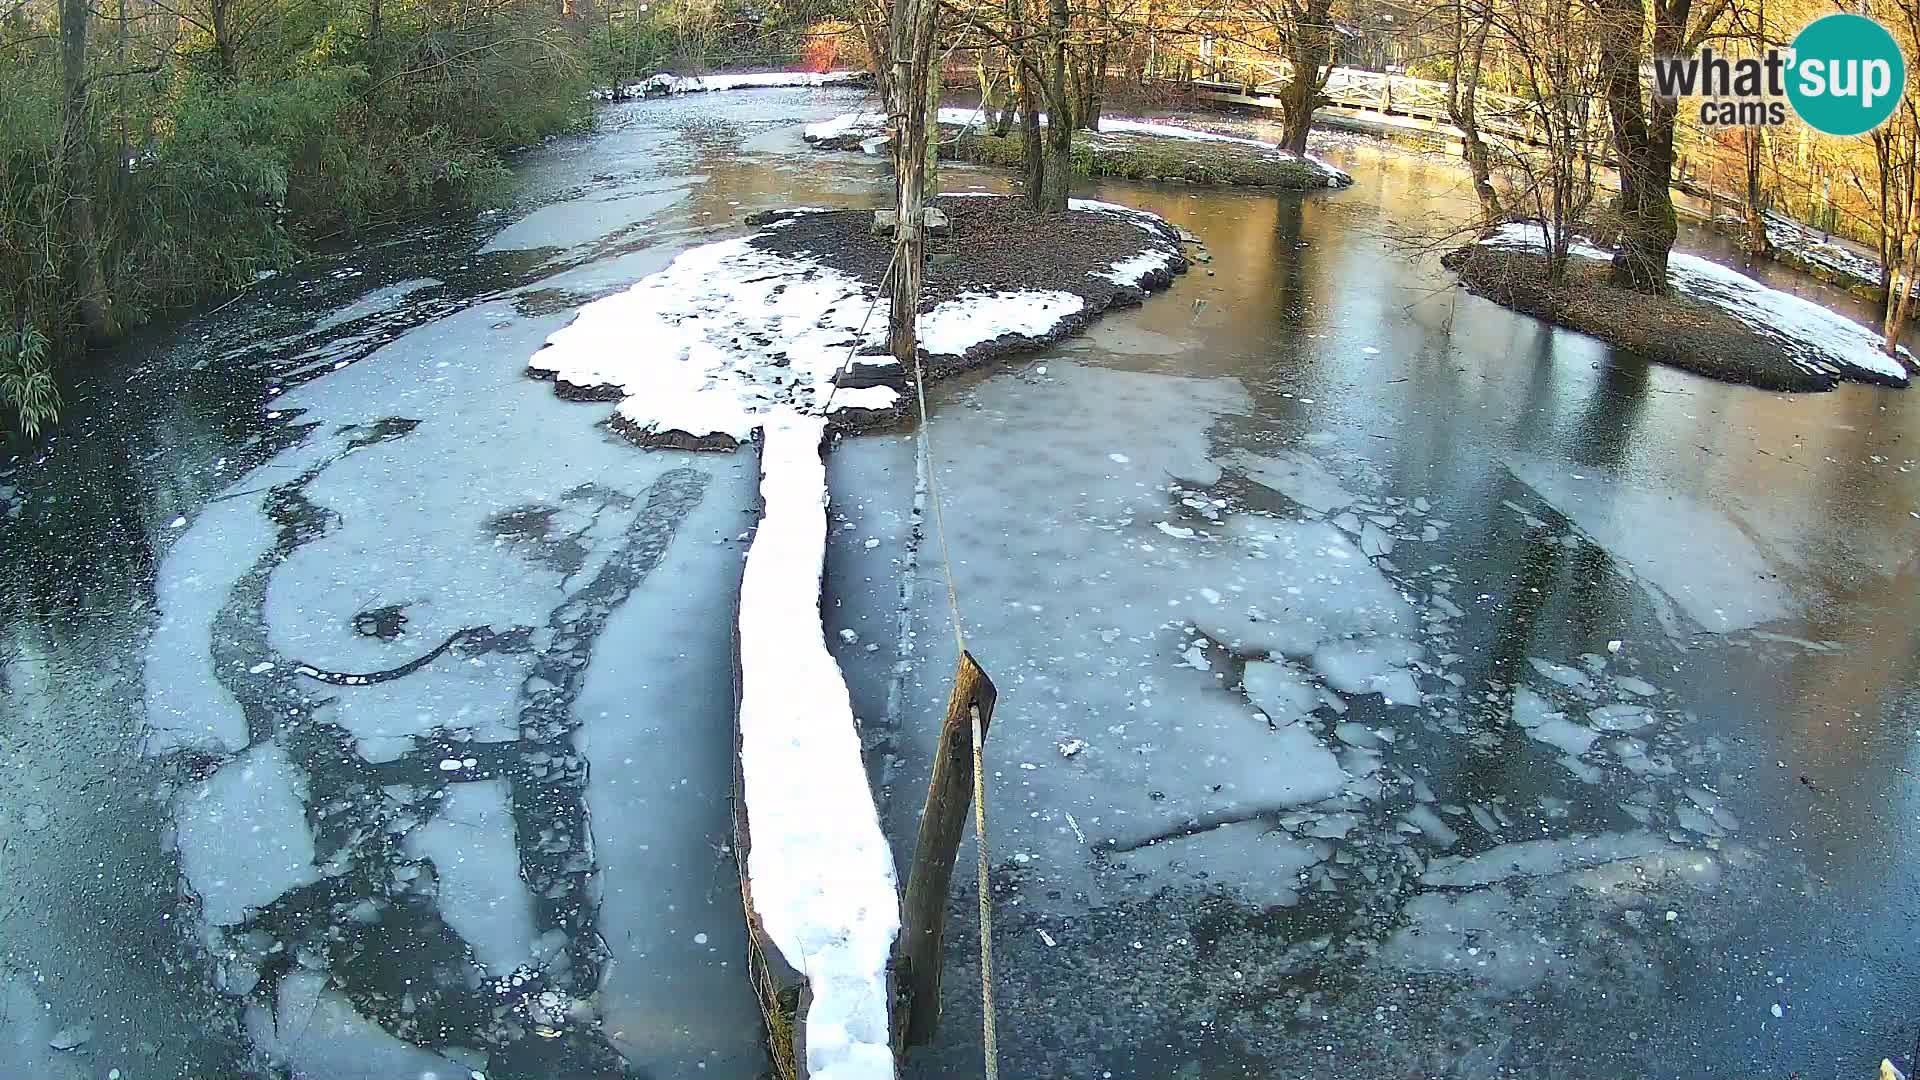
[1528, 716, 1600, 757]
[144, 495, 271, 755]
[1506, 454, 1797, 633]
[1221, 518, 1418, 649]
[1167, 457, 1223, 487]
[1241, 660, 1319, 725]
[174, 742, 319, 925]
[1612, 675, 1657, 697]
[1588, 704, 1655, 731]
[1111, 819, 1317, 908]
[1196, 610, 1320, 659]
[1511, 686, 1563, 729]
[248, 972, 471, 1080]
[402, 779, 537, 976]
[1311, 637, 1422, 704]
[1420, 832, 1672, 888]
[1359, 522, 1394, 558]
[1404, 804, 1460, 849]
[1527, 657, 1590, 689]
[1334, 722, 1387, 750]
[1229, 450, 1355, 513]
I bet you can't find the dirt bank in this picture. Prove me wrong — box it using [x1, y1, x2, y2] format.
[745, 194, 1188, 431]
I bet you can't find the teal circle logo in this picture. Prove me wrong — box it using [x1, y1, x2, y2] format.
[1787, 14, 1906, 136]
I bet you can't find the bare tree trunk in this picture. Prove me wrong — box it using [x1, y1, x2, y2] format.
[1888, 207, 1918, 357]
[1743, 126, 1769, 253]
[1083, 0, 1107, 132]
[1278, 0, 1333, 156]
[861, 2, 894, 108]
[368, 0, 385, 86]
[889, 0, 938, 362]
[210, 0, 234, 76]
[1446, 0, 1502, 223]
[1008, 0, 1044, 205]
[1593, 0, 1676, 293]
[1040, 0, 1073, 210]
[925, 34, 941, 195]
[1741, 0, 1768, 254]
[993, 50, 1016, 136]
[61, 0, 116, 342]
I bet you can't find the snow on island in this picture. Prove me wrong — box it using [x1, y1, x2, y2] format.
[1480, 222, 1912, 388]
[593, 69, 868, 101]
[803, 107, 1354, 188]
[528, 198, 1187, 448]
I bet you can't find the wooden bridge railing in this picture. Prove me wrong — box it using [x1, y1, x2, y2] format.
[1189, 58, 1544, 147]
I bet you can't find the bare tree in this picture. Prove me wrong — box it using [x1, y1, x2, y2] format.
[1587, 0, 1731, 293]
[1489, 0, 1602, 283]
[1444, 0, 1502, 224]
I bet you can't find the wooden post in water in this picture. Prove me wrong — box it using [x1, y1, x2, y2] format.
[897, 651, 997, 1048]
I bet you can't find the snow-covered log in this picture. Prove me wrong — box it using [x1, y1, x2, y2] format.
[733, 411, 900, 1080]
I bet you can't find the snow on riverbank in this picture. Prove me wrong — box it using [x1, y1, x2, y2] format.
[737, 412, 898, 1080]
[1483, 222, 1912, 386]
[802, 107, 1353, 186]
[594, 69, 866, 101]
[1719, 209, 1915, 299]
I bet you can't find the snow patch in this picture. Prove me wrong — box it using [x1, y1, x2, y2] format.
[605, 70, 866, 100]
[529, 234, 898, 445]
[918, 291, 1086, 357]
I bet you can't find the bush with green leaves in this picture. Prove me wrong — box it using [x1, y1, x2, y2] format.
[0, 0, 597, 440]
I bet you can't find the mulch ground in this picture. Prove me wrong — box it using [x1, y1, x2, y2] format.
[749, 193, 1185, 388]
[1442, 244, 1838, 392]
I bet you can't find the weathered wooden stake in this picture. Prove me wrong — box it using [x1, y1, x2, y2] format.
[897, 650, 997, 1048]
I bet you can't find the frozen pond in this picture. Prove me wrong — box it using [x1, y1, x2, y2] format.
[1, 85, 1917, 1080]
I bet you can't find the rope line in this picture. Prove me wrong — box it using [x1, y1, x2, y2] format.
[908, 315, 995, 1079]
[971, 702, 998, 1080]
[818, 249, 901, 419]
[909, 346, 968, 658]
